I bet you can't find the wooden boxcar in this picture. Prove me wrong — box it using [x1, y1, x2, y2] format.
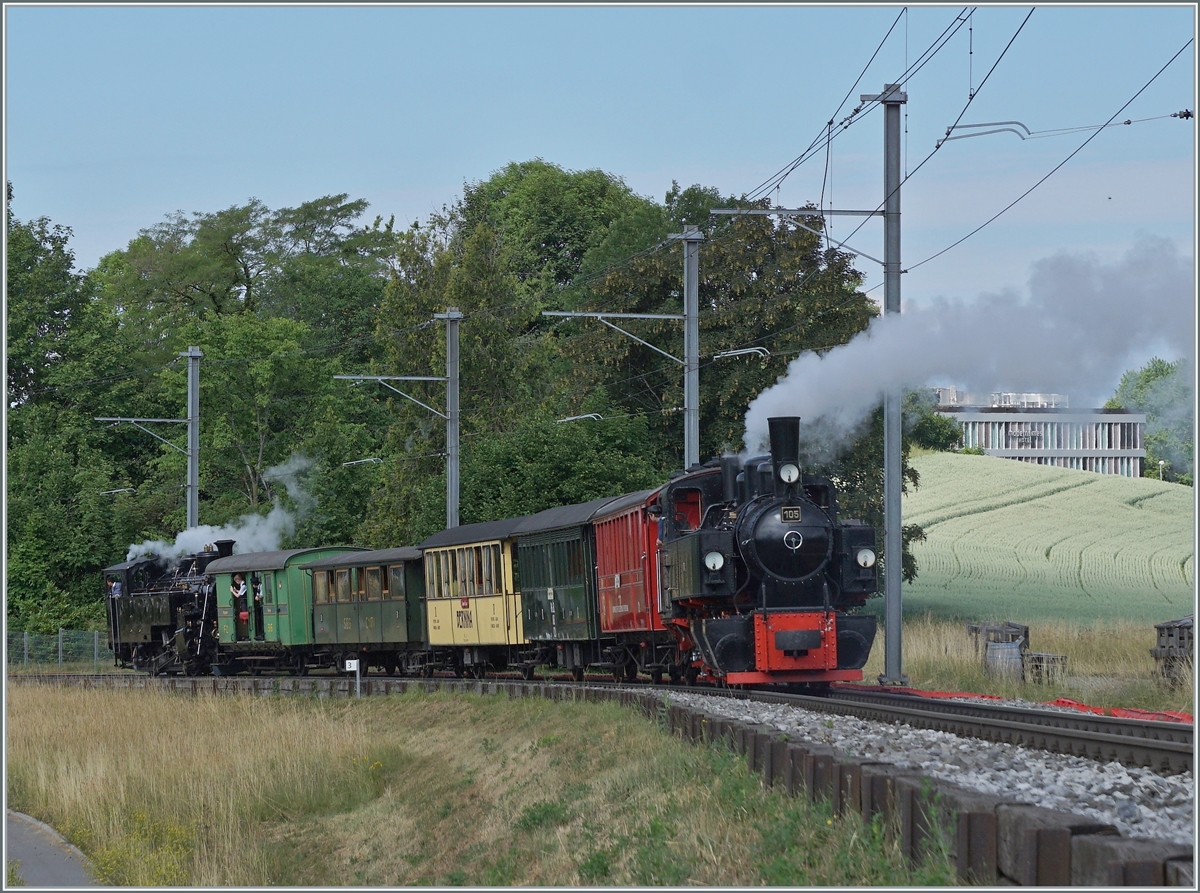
[589, 488, 676, 682]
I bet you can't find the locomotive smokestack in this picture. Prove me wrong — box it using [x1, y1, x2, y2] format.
[720, 454, 740, 503]
[767, 416, 802, 498]
[214, 539, 235, 558]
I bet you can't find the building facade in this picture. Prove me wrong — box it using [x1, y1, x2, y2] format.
[935, 392, 1146, 478]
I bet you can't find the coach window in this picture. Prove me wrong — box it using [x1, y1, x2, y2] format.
[263, 573, 274, 605]
[440, 551, 452, 599]
[460, 548, 473, 598]
[365, 567, 382, 601]
[481, 547, 493, 595]
[335, 569, 351, 603]
[389, 565, 406, 600]
[353, 568, 366, 601]
[313, 571, 329, 605]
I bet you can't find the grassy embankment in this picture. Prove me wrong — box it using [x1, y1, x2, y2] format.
[6, 686, 957, 887]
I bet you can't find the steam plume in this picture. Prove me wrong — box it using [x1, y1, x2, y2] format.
[744, 237, 1194, 455]
[125, 455, 317, 562]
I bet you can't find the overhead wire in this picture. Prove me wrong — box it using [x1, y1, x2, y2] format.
[907, 36, 1195, 273]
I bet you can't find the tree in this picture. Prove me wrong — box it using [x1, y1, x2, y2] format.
[454, 159, 651, 298]
[6, 182, 88, 405]
[1106, 357, 1193, 485]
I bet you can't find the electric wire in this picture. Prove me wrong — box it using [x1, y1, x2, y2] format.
[908, 36, 1194, 273]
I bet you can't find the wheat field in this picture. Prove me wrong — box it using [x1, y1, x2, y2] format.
[900, 452, 1195, 624]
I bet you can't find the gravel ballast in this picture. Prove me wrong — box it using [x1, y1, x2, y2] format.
[665, 690, 1194, 845]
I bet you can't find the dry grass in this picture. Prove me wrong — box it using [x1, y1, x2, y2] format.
[6, 686, 958, 886]
[863, 614, 1194, 714]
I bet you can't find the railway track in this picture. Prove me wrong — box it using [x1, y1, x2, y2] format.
[680, 684, 1193, 775]
[11, 671, 1193, 774]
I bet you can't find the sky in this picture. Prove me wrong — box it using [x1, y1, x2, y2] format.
[4, 4, 1196, 323]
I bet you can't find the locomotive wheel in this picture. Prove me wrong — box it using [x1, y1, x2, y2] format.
[572, 666, 584, 682]
[519, 664, 536, 681]
[611, 665, 624, 683]
[683, 666, 699, 686]
[291, 657, 308, 677]
[650, 668, 664, 685]
[624, 661, 639, 682]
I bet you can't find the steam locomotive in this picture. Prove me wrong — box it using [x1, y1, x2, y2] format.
[105, 416, 878, 685]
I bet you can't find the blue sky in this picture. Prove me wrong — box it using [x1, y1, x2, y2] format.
[4, 4, 1196, 309]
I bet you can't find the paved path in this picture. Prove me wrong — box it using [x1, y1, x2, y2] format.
[6, 810, 100, 887]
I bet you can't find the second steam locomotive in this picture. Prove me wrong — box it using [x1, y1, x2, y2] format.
[106, 416, 878, 686]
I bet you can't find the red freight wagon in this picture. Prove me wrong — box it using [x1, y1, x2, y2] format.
[591, 487, 675, 682]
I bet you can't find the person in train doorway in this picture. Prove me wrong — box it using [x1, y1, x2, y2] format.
[232, 573, 249, 640]
[251, 574, 265, 640]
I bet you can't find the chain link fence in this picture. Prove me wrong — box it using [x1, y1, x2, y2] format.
[6, 629, 111, 673]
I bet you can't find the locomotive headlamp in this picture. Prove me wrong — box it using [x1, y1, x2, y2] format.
[856, 548, 877, 568]
[778, 463, 800, 484]
[704, 551, 726, 571]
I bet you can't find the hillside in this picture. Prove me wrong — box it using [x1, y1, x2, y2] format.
[896, 452, 1195, 624]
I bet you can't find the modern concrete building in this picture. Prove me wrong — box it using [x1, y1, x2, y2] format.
[934, 390, 1146, 478]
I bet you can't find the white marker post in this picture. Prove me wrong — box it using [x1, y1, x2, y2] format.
[346, 658, 360, 698]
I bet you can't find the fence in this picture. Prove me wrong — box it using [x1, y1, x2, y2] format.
[6, 629, 110, 673]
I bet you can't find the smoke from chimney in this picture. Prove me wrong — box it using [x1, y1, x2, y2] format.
[744, 237, 1193, 457]
[125, 455, 317, 562]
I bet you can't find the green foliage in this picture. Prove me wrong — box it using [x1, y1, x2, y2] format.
[1106, 357, 1193, 485]
[6, 184, 88, 404]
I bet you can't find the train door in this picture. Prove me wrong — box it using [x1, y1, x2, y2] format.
[313, 570, 335, 645]
[233, 574, 250, 641]
[360, 566, 384, 644]
[382, 564, 408, 643]
[259, 572, 278, 642]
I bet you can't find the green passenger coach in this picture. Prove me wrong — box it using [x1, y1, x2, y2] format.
[301, 547, 427, 675]
[206, 547, 365, 675]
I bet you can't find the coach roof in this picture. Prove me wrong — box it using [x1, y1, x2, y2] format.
[512, 494, 629, 536]
[418, 517, 530, 550]
[302, 546, 422, 569]
[206, 548, 365, 575]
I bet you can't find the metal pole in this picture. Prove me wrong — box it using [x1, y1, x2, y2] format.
[184, 346, 203, 529]
[94, 630, 99, 674]
[879, 83, 908, 685]
[440, 309, 463, 528]
[58, 627, 63, 669]
[24, 631, 28, 668]
[682, 225, 702, 469]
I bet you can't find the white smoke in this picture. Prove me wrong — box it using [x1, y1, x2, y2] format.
[125, 455, 318, 562]
[744, 237, 1194, 455]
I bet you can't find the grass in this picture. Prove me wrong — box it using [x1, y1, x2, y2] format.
[6, 861, 24, 887]
[6, 686, 958, 886]
[901, 452, 1194, 624]
[862, 613, 1194, 714]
